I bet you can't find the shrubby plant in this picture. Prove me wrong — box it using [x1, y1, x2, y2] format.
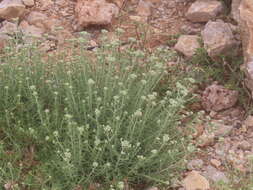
[0, 33, 194, 189]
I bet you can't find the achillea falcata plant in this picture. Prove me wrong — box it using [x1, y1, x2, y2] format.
[0, 32, 195, 189]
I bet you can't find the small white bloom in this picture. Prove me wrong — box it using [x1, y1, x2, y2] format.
[65, 114, 73, 119]
[53, 131, 59, 137]
[77, 127, 84, 133]
[101, 29, 108, 34]
[137, 155, 145, 160]
[141, 79, 147, 84]
[92, 162, 98, 167]
[45, 136, 50, 141]
[166, 90, 171, 96]
[141, 96, 146, 101]
[163, 134, 170, 143]
[130, 74, 137, 79]
[45, 109, 50, 113]
[104, 125, 112, 132]
[151, 149, 158, 154]
[94, 138, 101, 146]
[120, 90, 127, 96]
[160, 100, 166, 105]
[29, 85, 36, 90]
[128, 37, 136, 42]
[95, 108, 101, 116]
[87, 79, 95, 85]
[117, 181, 124, 190]
[149, 70, 156, 75]
[113, 96, 119, 101]
[134, 109, 142, 117]
[64, 151, 71, 160]
[29, 128, 34, 134]
[121, 139, 131, 149]
[116, 28, 125, 33]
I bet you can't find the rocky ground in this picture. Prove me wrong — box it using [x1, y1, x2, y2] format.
[0, 0, 253, 190]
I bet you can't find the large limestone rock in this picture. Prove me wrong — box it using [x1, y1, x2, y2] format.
[182, 171, 210, 190]
[239, 0, 253, 95]
[0, 0, 25, 20]
[75, 0, 119, 29]
[202, 82, 238, 112]
[186, 0, 224, 23]
[174, 35, 201, 57]
[201, 20, 235, 57]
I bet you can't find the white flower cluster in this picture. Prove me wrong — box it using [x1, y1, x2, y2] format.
[133, 109, 142, 117]
[63, 149, 71, 162]
[121, 139, 132, 149]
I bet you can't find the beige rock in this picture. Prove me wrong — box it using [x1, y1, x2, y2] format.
[174, 35, 200, 57]
[38, 0, 53, 10]
[0, 34, 10, 51]
[26, 12, 61, 32]
[238, 140, 251, 150]
[129, 15, 145, 22]
[203, 165, 229, 183]
[202, 20, 236, 57]
[19, 20, 45, 38]
[0, 21, 18, 35]
[75, 0, 119, 29]
[187, 159, 204, 170]
[26, 11, 48, 28]
[211, 121, 233, 137]
[108, 0, 124, 7]
[22, 0, 34, 6]
[180, 23, 203, 35]
[186, 0, 224, 23]
[210, 159, 221, 168]
[202, 83, 238, 111]
[231, 0, 241, 23]
[182, 171, 210, 190]
[243, 115, 253, 128]
[239, 0, 253, 95]
[136, 0, 152, 17]
[197, 131, 215, 147]
[203, 23, 229, 55]
[0, 0, 25, 20]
